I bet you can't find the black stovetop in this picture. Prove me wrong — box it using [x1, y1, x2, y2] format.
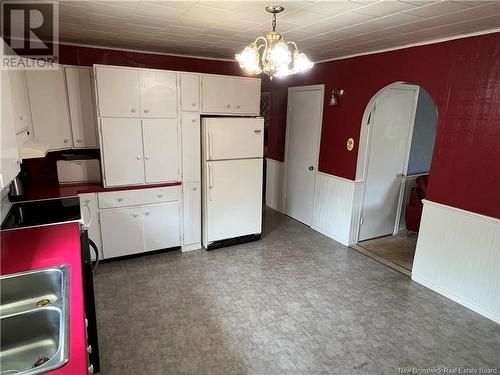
[1, 197, 81, 230]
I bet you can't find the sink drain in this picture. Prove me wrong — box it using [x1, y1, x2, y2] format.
[35, 299, 50, 307]
[32, 357, 49, 368]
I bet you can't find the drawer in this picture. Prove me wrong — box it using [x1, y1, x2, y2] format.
[141, 186, 179, 205]
[98, 190, 142, 209]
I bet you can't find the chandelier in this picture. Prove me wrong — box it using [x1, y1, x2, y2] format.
[235, 5, 314, 79]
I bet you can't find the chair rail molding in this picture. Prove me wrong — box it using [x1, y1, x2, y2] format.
[412, 199, 500, 324]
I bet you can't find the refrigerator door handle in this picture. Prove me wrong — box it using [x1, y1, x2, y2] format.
[208, 125, 213, 159]
[208, 164, 214, 201]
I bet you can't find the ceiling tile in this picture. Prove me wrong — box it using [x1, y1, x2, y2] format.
[403, 1, 472, 17]
[304, 11, 377, 33]
[352, 1, 419, 17]
[134, 2, 185, 20]
[303, 1, 366, 16]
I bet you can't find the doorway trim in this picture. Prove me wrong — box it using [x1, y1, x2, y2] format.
[282, 84, 325, 223]
[354, 82, 420, 243]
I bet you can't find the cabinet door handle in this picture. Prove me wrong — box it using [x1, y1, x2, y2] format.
[254, 129, 261, 134]
[236, 104, 241, 109]
[144, 212, 150, 216]
[117, 198, 123, 202]
[191, 118, 196, 123]
[87, 345, 92, 354]
[157, 194, 163, 198]
[76, 139, 82, 143]
[144, 109, 150, 113]
[192, 102, 196, 106]
[192, 187, 197, 191]
[131, 108, 136, 113]
[133, 213, 139, 218]
[88, 364, 94, 375]
[137, 155, 142, 160]
[145, 155, 150, 160]
[64, 139, 69, 143]
[226, 104, 231, 109]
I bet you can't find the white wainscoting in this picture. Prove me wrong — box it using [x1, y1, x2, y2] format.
[265, 158, 285, 213]
[311, 172, 356, 246]
[412, 200, 500, 324]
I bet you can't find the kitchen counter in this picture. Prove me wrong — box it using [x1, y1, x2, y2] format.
[22, 181, 182, 201]
[1, 222, 88, 375]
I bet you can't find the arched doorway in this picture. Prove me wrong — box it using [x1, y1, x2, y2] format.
[353, 82, 437, 274]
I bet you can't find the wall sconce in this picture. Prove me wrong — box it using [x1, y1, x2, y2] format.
[329, 89, 344, 106]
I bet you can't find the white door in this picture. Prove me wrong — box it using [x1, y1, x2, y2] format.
[206, 158, 262, 242]
[181, 113, 200, 182]
[143, 202, 181, 251]
[65, 67, 98, 148]
[204, 117, 263, 160]
[233, 78, 261, 114]
[284, 86, 324, 226]
[139, 70, 177, 118]
[183, 182, 201, 245]
[201, 75, 234, 113]
[359, 86, 418, 241]
[79, 193, 102, 260]
[100, 207, 144, 258]
[181, 74, 200, 112]
[26, 67, 73, 150]
[100, 118, 145, 186]
[142, 119, 180, 183]
[95, 67, 140, 117]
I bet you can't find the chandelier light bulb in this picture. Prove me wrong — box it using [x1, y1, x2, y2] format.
[292, 50, 314, 74]
[268, 41, 292, 69]
[235, 44, 261, 74]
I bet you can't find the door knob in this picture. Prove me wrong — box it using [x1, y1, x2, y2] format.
[254, 129, 261, 134]
[236, 104, 241, 109]
[63, 139, 69, 143]
[308, 166, 314, 171]
[144, 212, 150, 216]
[192, 102, 196, 106]
[76, 139, 82, 143]
[133, 213, 139, 218]
[226, 104, 231, 108]
[191, 119, 196, 123]
[145, 156, 150, 160]
[131, 108, 136, 113]
[144, 109, 149, 113]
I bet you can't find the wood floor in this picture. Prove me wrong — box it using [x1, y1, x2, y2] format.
[354, 234, 417, 274]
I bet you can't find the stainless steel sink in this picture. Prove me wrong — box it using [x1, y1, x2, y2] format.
[0, 266, 69, 375]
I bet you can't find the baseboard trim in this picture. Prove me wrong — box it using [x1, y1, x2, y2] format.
[412, 274, 499, 324]
[182, 243, 201, 252]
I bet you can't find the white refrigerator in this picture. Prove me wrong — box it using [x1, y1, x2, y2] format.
[201, 117, 264, 250]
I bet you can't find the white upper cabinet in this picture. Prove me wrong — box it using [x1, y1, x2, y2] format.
[95, 66, 140, 117]
[1, 68, 20, 189]
[27, 66, 73, 150]
[201, 75, 261, 115]
[233, 78, 261, 115]
[181, 113, 200, 182]
[139, 70, 177, 118]
[181, 74, 200, 112]
[100, 118, 145, 186]
[8, 68, 32, 136]
[65, 66, 98, 148]
[142, 119, 180, 183]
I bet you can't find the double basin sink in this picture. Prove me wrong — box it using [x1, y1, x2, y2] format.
[0, 266, 69, 375]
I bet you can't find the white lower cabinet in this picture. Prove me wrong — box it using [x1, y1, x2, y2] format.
[143, 202, 180, 252]
[182, 182, 201, 247]
[79, 193, 103, 261]
[100, 207, 144, 259]
[98, 187, 181, 259]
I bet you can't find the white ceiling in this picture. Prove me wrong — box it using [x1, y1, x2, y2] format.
[55, 0, 500, 62]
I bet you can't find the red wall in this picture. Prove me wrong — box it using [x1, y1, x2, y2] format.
[58, 43, 242, 75]
[265, 32, 500, 219]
